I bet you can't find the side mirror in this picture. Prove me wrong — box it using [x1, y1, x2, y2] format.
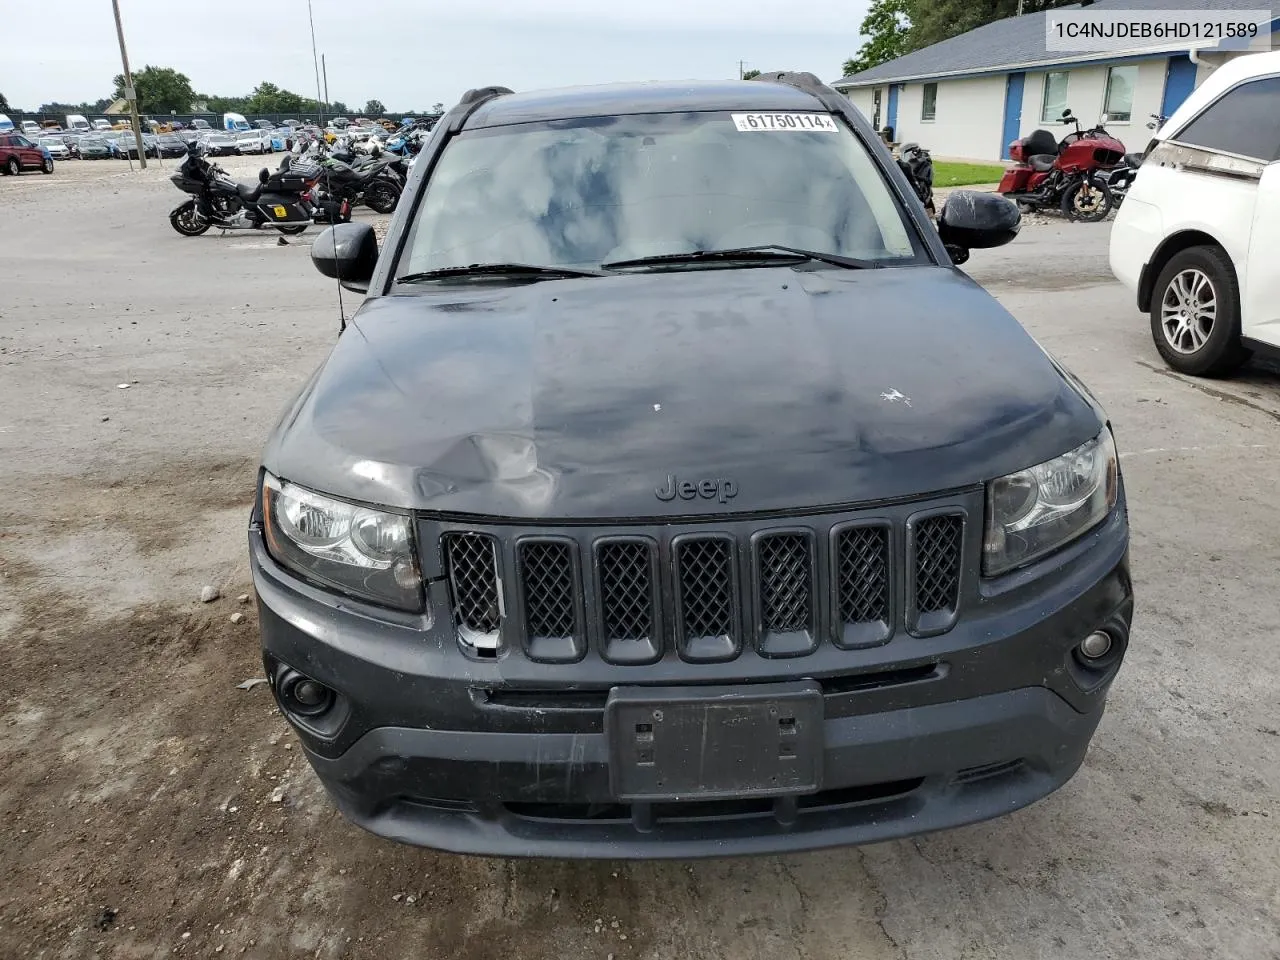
[258, 168, 270, 184]
[937, 190, 1021, 262]
[312, 223, 378, 293]
[1061, 108, 1073, 119]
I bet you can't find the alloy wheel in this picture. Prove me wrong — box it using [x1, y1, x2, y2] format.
[1160, 268, 1216, 354]
[1071, 183, 1103, 216]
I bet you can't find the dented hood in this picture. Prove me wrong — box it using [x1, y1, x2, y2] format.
[262, 266, 1102, 518]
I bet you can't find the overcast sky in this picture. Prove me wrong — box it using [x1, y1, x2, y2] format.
[4, 0, 871, 111]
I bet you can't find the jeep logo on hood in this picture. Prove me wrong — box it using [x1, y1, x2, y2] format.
[655, 474, 738, 504]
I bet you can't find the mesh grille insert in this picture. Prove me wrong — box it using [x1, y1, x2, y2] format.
[914, 515, 963, 616]
[598, 541, 655, 641]
[443, 532, 502, 635]
[676, 538, 734, 640]
[837, 526, 890, 625]
[518, 541, 576, 639]
[758, 534, 813, 632]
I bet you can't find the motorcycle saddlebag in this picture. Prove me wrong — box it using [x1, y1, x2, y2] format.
[997, 167, 1034, 193]
[256, 194, 311, 223]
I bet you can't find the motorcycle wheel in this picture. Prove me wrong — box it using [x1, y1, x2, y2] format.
[1061, 177, 1113, 223]
[169, 200, 211, 237]
[277, 224, 308, 236]
[364, 179, 400, 214]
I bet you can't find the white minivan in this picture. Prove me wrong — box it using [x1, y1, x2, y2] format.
[1110, 50, 1280, 377]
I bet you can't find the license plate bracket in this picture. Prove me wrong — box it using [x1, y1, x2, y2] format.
[605, 682, 824, 802]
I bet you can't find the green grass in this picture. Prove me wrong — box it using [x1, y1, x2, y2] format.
[932, 161, 1007, 187]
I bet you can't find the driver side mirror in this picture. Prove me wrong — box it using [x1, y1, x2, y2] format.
[937, 190, 1021, 264]
[312, 223, 378, 293]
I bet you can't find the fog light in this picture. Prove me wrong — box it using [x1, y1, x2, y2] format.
[277, 669, 335, 717]
[1080, 631, 1113, 660]
[293, 680, 328, 708]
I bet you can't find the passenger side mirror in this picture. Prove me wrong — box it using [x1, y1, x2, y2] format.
[937, 190, 1021, 263]
[312, 223, 378, 293]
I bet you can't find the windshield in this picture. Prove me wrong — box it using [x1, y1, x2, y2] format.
[394, 111, 919, 279]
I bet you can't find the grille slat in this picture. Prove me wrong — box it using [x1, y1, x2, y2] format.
[674, 536, 737, 661]
[758, 534, 813, 633]
[755, 533, 816, 657]
[597, 539, 660, 664]
[834, 524, 892, 647]
[443, 532, 502, 651]
[518, 540, 582, 662]
[910, 514, 964, 635]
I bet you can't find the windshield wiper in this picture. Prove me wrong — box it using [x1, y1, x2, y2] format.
[396, 263, 605, 283]
[602, 245, 881, 271]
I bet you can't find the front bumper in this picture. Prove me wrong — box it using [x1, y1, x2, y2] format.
[251, 502, 1131, 859]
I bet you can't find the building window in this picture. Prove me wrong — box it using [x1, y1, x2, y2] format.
[921, 83, 937, 121]
[1104, 65, 1139, 122]
[1041, 71, 1069, 122]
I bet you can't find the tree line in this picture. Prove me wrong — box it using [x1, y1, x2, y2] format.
[843, 0, 1076, 76]
[2, 66, 443, 119]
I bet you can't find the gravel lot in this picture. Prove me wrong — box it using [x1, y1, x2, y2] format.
[2, 159, 1278, 960]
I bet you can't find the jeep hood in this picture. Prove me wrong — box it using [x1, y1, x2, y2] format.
[263, 266, 1102, 518]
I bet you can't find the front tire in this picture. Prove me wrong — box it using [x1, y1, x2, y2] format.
[1061, 176, 1113, 222]
[42, 158, 54, 174]
[1149, 245, 1250, 377]
[169, 200, 211, 237]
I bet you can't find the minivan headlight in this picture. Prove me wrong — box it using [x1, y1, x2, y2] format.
[983, 430, 1119, 575]
[262, 472, 423, 611]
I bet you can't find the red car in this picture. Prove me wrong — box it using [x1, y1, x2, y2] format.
[0, 133, 54, 175]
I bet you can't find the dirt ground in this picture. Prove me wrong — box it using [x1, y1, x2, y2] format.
[1, 158, 1278, 960]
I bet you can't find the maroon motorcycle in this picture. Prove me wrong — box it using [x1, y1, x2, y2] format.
[998, 108, 1127, 222]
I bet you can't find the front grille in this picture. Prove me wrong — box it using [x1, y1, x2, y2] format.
[432, 498, 969, 661]
[909, 514, 964, 635]
[442, 532, 502, 649]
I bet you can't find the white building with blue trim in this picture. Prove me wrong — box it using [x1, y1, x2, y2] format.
[832, 0, 1279, 161]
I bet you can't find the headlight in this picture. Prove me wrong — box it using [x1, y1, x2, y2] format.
[262, 472, 423, 611]
[983, 429, 1119, 576]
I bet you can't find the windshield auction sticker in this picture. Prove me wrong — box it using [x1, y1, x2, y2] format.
[731, 113, 838, 132]
[1045, 9, 1272, 52]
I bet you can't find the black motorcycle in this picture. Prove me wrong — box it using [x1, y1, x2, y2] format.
[310, 156, 401, 214]
[168, 145, 318, 237]
[897, 142, 934, 216]
[1104, 114, 1167, 207]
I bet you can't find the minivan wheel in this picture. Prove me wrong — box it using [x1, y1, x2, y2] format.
[5, 156, 19, 176]
[1150, 245, 1250, 377]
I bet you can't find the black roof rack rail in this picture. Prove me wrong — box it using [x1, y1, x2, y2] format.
[448, 86, 514, 133]
[750, 71, 849, 114]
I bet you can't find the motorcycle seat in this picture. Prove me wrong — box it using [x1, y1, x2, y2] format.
[1028, 154, 1057, 172]
[236, 182, 263, 202]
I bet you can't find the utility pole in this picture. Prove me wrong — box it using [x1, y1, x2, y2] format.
[307, 0, 324, 127]
[739, 60, 746, 79]
[110, 0, 146, 169]
[322, 54, 330, 115]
